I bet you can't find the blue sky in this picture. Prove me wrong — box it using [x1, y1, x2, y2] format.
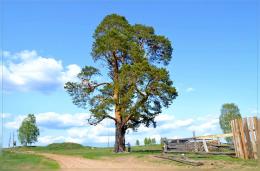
[1, 0, 259, 147]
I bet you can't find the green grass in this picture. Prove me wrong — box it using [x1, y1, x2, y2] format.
[12, 143, 258, 168]
[47, 142, 84, 150]
[15, 143, 163, 159]
[170, 152, 258, 167]
[0, 150, 59, 171]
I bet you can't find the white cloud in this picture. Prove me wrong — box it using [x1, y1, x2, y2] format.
[248, 108, 259, 116]
[4, 112, 222, 146]
[2, 113, 12, 119]
[5, 112, 90, 130]
[38, 136, 66, 145]
[38, 135, 86, 145]
[159, 118, 193, 130]
[3, 51, 11, 57]
[5, 115, 25, 129]
[186, 87, 195, 92]
[155, 113, 175, 122]
[187, 115, 219, 134]
[37, 112, 89, 129]
[1, 50, 81, 93]
[37, 122, 115, 145]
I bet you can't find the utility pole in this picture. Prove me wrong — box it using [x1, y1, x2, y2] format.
[12, 132, 14, 148]
[107, 119, 110, 148]
[8, 133, 11, 148]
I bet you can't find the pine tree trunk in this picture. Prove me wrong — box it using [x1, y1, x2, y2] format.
[114, 123, 126, 153]
[112, 52, 126, 153]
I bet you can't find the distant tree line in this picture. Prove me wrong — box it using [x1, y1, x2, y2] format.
[144, 137, 156, 146]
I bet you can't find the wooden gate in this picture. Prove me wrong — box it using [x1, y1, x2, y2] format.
[230, 117, 259, 160]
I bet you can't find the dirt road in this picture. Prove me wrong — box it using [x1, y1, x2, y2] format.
[40, 153, 177, 171]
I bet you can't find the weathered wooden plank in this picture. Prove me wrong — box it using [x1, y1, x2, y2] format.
[196, 133, 233, 139]
[243, 118, 253, 159]
[193, 131, 198, 152]
[255, 119, 260, 163]
[231, 120, 237, 156]
[235, 119, 244, 158]
[154, 155, 204, 166]
[194, 152, 236, 155]
[239, 118, 248, 159]
[164, 151, 235, 156]
[248, 118, 257, 159]
[202, 139, 209, 152]
[252, 117, 258, 160]
[233, 119, 239, 157]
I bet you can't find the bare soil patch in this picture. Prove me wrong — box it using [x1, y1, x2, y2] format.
[39, 153, 177, 171]
[36, 152, 258, 171]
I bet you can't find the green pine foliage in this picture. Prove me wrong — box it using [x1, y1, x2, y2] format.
[144, 137, 156, 146]
[135, 140, 140, 146]
[65, 14, 177, 152]
[65, 13, 177, 130]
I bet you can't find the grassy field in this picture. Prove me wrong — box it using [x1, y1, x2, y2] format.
[2, 143, 258, 170]
[14, 143, 163, 159]
[0, 150, 59, 171]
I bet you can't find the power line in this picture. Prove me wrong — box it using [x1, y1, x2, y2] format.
[0, 0, 5, 155]
[257, 0, 259, 116]
[257, 38, 259, 116]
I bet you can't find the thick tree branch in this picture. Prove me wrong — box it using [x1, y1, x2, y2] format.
[135, 85, 146, 97]
[94, 82, 111, 87]
[105, 114, 117, 122]
[122, 114, 133, 127]
[83, 81, 111, 91]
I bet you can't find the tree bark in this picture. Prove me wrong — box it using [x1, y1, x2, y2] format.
[114, 122, 126, 152]
[112, 51, 126, 153]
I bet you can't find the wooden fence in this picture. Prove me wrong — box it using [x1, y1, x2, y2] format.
[230, 117, 259, 160]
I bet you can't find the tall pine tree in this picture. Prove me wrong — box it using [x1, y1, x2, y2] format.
[65, 14, 177, 152]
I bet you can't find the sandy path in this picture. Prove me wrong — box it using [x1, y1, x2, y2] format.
[39, 153, 176, 171]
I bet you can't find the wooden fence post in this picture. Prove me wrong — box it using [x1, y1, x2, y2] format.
[243, 118, 253, 159]
[250, 117, 258, 159]
[240, 118, 248, 159]
[231, 119, 238, 157]
[256, 118, 260, 162]
[202, 139, 209, 153]
[193, 131, 198, 152]
[231, 117, 260, 160]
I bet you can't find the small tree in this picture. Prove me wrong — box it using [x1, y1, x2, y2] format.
[18, 114, 40, 146]
[144, 138, 148, 146]
[219, 103, 241, 143]
[147, 137, 152, 145]
[148, 138, 150, 145]
[136, 139, 140, 146]
[151, 138, 156, 144]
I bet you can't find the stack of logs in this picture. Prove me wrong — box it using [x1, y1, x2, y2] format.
[163, 138, 233, 153]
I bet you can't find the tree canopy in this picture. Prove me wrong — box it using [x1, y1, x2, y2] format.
[65, 14, 177, 152]
[219, 103, 241, 143]
[136, 139, 140, 146]
[18, 114, 40, 146]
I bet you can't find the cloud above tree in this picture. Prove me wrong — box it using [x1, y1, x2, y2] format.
[1, 50, 81, 93]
